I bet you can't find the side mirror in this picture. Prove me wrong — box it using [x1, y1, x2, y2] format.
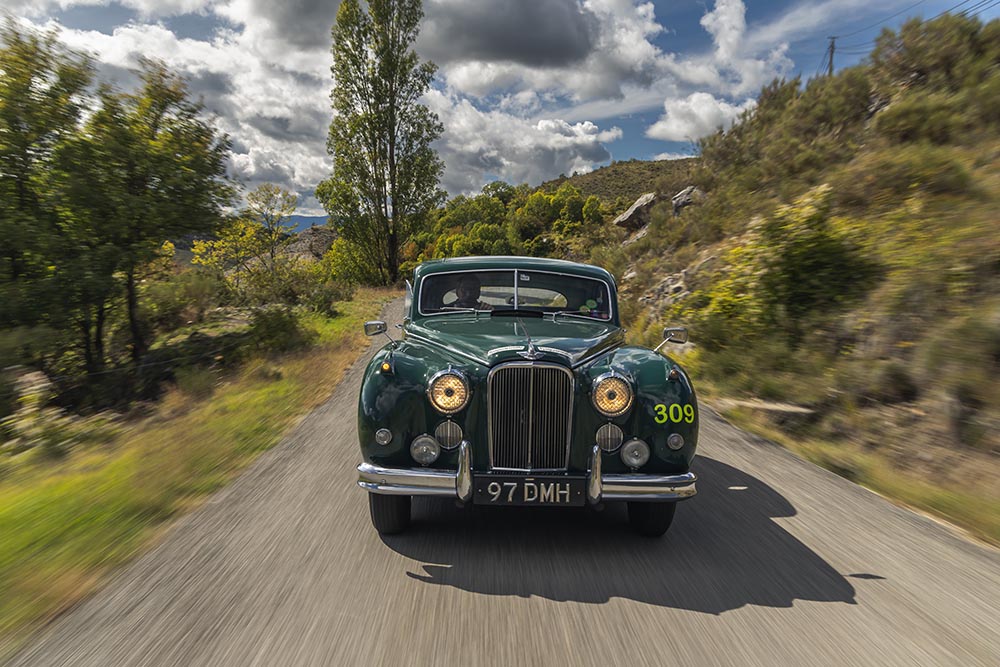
[663, 327, 689, 344]
[654, 327, 689, 352]
[364, 321, 387, 337]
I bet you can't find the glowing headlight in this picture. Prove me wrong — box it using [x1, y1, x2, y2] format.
[428, 370, 470, 414]
[591, 373, 633, 417]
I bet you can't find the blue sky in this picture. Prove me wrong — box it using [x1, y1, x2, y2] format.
[9, 1, 1000, 214]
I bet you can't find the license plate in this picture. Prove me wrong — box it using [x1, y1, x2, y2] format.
[473, 475, 586, 506]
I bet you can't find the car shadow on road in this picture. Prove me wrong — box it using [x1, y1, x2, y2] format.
[382, 456, 862, 615]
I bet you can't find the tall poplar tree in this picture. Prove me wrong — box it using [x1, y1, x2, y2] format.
[318, 0, 444, 285]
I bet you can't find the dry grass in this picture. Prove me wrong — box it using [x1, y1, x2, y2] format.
[0, 288, 398, 660]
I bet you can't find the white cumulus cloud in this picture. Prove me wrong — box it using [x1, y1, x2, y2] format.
[646, 92, 754, 142]
[425, 90, 622, 194]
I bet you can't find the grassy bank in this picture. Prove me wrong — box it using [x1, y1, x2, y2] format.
[713, 401, 1000, 547]
[0, 287, 397, 659]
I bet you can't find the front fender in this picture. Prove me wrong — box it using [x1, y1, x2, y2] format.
[580, 346, 698, 474]
[357, 339, 486, 469]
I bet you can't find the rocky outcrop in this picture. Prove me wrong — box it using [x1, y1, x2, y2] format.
[633, 253, 717, 310]
[285, 225, 336, 261]
[612, 192, 659, 231]
[622, 224, 650, 246]
[639, 272, 690, 308]
[671, 185, 705, 216]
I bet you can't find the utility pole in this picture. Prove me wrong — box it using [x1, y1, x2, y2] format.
[827, 36, 836, 76]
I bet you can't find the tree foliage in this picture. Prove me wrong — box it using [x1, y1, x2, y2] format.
[319, 0, 444, 285]
[1, 21, 233, 393]
[194, 184, 298, 304]
[0, 20, 93, 327]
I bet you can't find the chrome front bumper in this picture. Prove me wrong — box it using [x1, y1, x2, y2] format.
[356, 442, 697, 503]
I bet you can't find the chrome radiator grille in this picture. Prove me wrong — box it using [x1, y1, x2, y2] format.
[488, 363, 573, 470]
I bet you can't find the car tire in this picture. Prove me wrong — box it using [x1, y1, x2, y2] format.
[627, 501, 676, 537]
[368, 493, 411, 535]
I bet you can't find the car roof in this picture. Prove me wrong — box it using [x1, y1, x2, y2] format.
[412, 255, 616, 285]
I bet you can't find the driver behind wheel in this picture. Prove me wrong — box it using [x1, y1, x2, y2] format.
[452, 274, 492, 310]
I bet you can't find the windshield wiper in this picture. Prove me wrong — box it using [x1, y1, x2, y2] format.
[438, 306, 487, 313]
[433, 306, 491, 320]
[551, 310, 604, 322]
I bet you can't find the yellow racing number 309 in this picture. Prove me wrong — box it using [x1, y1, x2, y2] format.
[654, 403, 695, 424]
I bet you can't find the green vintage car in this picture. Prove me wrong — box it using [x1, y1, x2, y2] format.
[356, 256, 698, 537]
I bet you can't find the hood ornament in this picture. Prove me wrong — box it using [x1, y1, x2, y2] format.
[518, 340, 544, 360]
[516, 318, 544, 360]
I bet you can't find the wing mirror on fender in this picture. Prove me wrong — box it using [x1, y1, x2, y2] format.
[654, 327, 688, 352]
[364, 321, 387, 336]
[365, 320, 398, 348]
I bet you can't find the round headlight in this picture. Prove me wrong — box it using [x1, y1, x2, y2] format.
[592, 373, 633, 417]
[410, 435, 441, 465]
[428, 370, 470, 414]
[621, 439, 650, 469]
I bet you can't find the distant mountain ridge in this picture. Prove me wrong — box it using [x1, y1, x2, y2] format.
[288, 215, 328, 233]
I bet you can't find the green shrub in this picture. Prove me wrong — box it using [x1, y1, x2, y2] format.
[173, 366, 218, 400]
[874, 93, 963, 144]
[832, 144, 971, 208]
[0, 372, 119, 460]
[870, 13, 991, 97]
[143, 269, 225, 332]
[963, 72, 1000, 129]
[871, 361, 920, 404]
[250, 308, 315, 353]
[323, 238, 383, 285]
[302, 278, 355, 316]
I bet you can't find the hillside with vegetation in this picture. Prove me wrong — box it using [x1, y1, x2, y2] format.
[611, 14, 1000, 542]
[395, 13, 1000, 543]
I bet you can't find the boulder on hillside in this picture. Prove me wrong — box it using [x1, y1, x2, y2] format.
[671, 185, 705, 216]
[613, 192, 660, 231]
[285, 225, 337, 261]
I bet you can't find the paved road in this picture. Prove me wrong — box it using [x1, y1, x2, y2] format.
[10, 301, 1000, 666]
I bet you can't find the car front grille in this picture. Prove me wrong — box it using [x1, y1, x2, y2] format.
[488, 363, 573, 470]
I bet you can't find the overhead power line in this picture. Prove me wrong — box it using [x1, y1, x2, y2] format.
[835, 0, 929, 39]
[834, 0, 998, 57]
[927, 0, 990, 22]
[966, 0, 1000, 17]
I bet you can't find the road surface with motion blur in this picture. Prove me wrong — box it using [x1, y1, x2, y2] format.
[9, 300, 1000, 667]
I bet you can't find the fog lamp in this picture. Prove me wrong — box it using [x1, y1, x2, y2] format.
[375, 428, 393, 446]
[667, 433, 684, 450]
[428, 370, 470, 414]
[621, 439, 650, 469]
[592, 373, 633, 417]
[434, 420, 463, 449]
[410, 435, 441, 466]
[596, 423, 624, 452]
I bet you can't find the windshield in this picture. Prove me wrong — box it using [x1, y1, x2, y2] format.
[419, 269, 612, 320]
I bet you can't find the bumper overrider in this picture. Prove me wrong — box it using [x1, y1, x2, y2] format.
[356, 442, 697, 503]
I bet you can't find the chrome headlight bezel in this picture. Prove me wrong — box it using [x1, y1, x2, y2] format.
[591, 371, 634, 417]
[427, 369, 471, 414]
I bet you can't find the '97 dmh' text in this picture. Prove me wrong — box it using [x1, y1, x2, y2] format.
[487, 480, 572, 503]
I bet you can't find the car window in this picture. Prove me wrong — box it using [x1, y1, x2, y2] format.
[419, 269, 611, 320]
[420, 271, 515, 313]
